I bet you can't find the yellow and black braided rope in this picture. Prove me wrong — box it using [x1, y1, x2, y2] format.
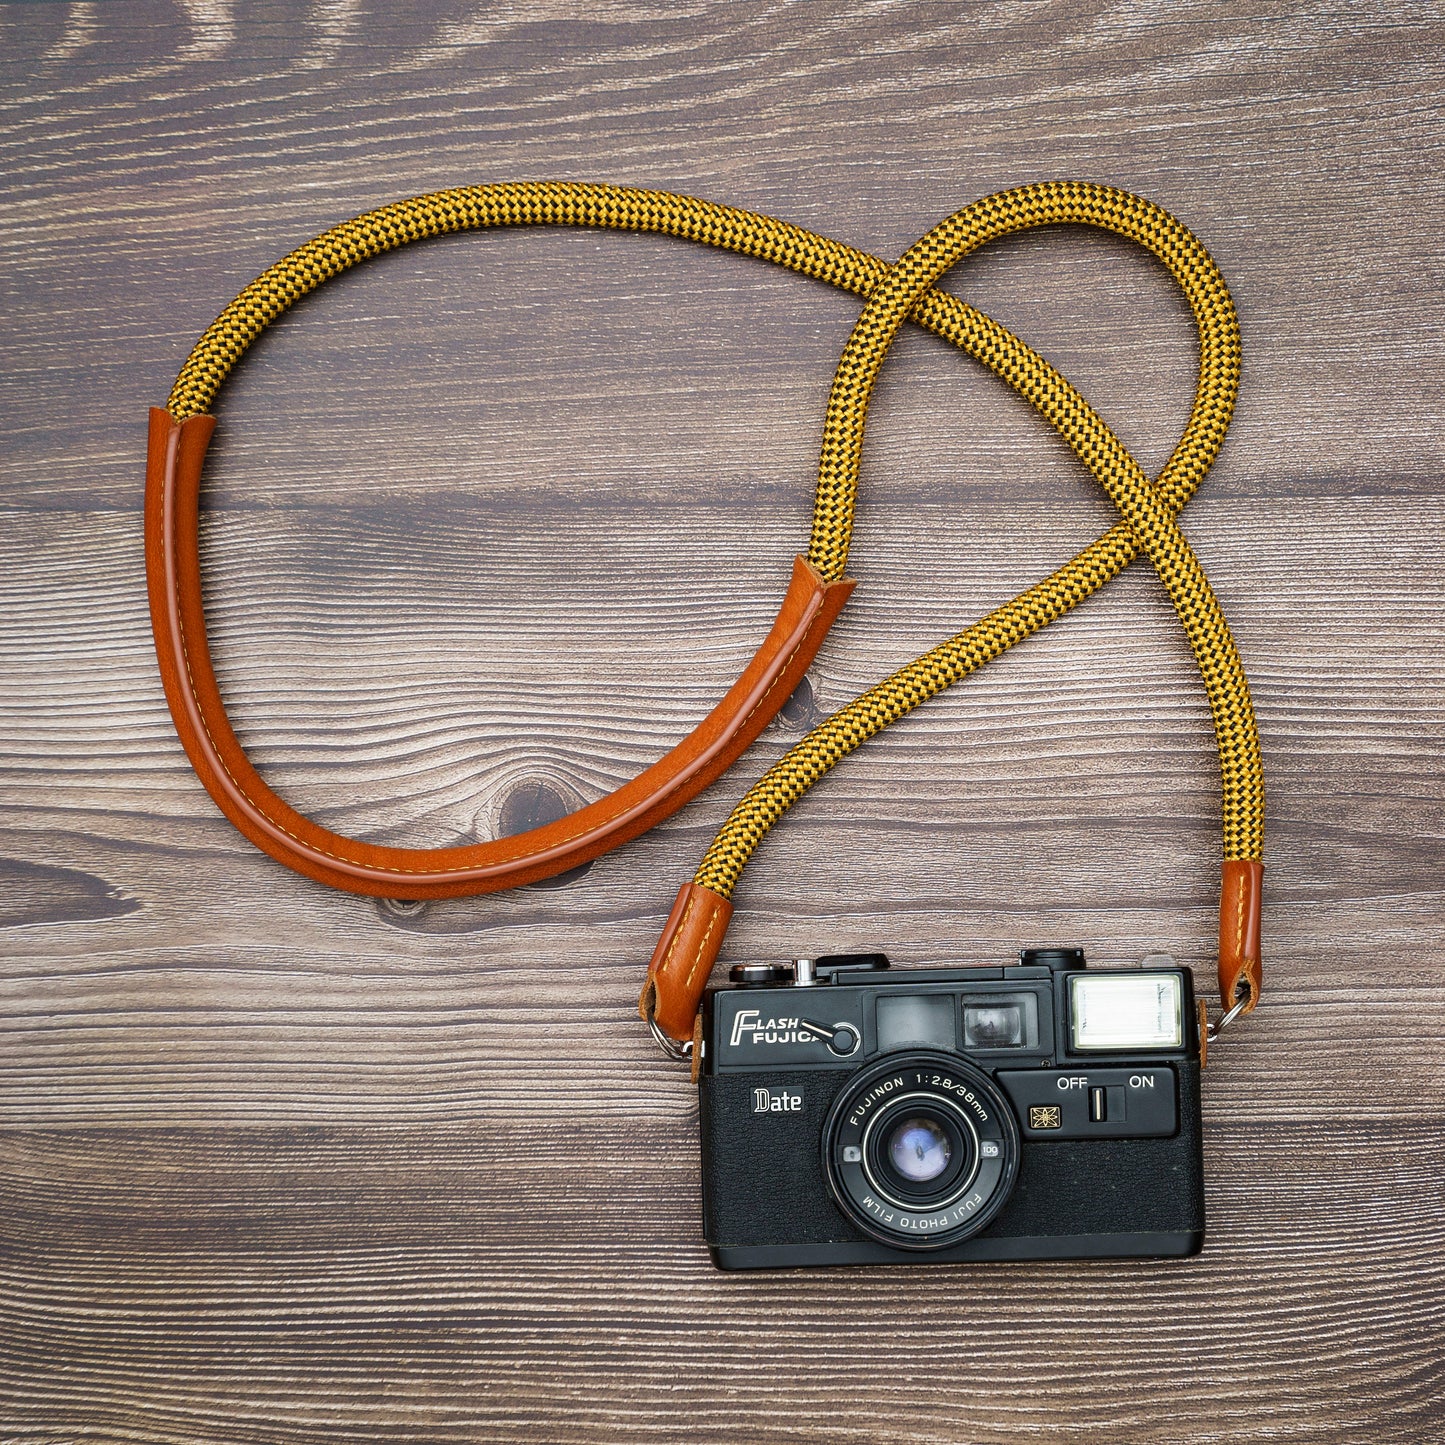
[165, 181, 1262, 905]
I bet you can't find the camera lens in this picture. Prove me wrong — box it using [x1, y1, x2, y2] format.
[888, 1115, 952, 1183]
[823, 1051, 1020, 1251]
[871, 1102, 969, 1202]
[963, 1003, 1024, 1048]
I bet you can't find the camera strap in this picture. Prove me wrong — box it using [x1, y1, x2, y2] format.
[145, 182, 1264, 1059]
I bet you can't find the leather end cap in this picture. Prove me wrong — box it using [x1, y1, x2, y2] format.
[1219, 858, 1263, 1013]
[791, 553, 856, 625]
[147, 405, 215, 462]
[639, 881, 733, 1042]
[147, 405, 177, 450]
[146, 407, 217, 528]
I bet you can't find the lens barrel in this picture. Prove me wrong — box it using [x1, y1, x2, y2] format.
[822, 1052, 1020, 1250]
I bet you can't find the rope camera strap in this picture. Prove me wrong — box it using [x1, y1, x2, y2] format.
[145, 181, 1263, 1052]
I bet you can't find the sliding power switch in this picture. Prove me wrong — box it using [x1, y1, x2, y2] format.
[1000, 1069, 1175, 1139]
[1087, 1084, 1127, 1123]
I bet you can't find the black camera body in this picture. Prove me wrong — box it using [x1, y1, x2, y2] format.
[698, 949, 1204, 1270]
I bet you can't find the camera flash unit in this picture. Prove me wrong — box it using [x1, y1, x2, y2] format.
[1069, 973, 1184, 1051]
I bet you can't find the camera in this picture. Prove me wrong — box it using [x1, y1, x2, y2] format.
[697, 948, 1204, 1269]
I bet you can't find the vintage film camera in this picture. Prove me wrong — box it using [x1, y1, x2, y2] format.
[698, 948, 1203, 1270]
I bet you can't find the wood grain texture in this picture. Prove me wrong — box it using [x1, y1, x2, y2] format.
[2, 2, 1444, 1441]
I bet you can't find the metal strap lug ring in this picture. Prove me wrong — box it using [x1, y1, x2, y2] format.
[1206, 995, 1252, 1043]
[645, 999, 694, 1063]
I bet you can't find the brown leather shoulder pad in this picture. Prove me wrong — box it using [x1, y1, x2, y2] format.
[144, 408, 853, 897]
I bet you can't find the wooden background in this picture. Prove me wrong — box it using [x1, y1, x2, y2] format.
[3, 3, 1443, 1442]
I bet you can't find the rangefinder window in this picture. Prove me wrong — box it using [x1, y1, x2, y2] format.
[962, 993, 1039, 1050]
[1070, 973, 1184, 1051]
[876, 993, 954, 1052]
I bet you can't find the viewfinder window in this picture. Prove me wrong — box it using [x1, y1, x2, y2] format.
[876, 994, 954, 1052]
[962, 993, 1039, 1050]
